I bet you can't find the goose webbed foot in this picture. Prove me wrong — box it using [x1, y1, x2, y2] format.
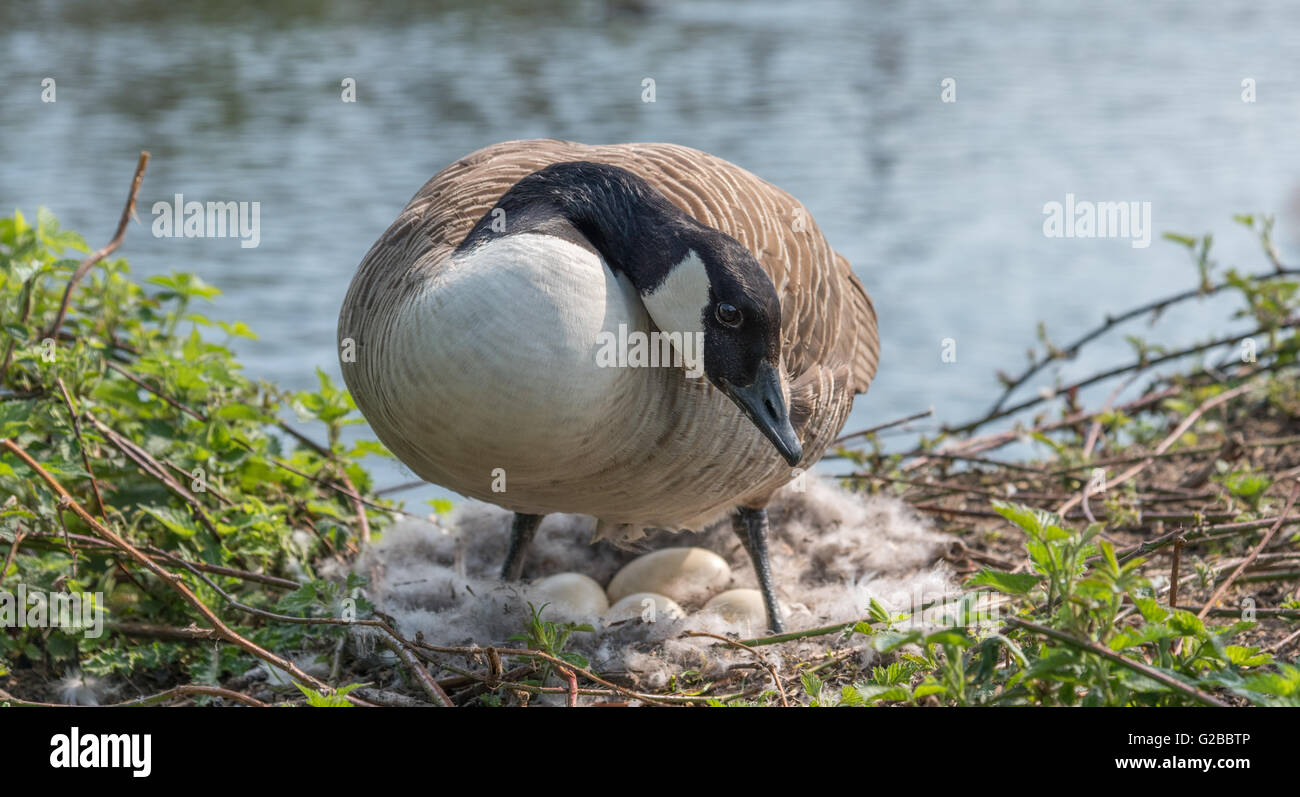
[501, 512, 544, 580]
[731, 506, 784, 633]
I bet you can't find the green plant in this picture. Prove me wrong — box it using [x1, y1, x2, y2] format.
[1, 208, 392, 692]
[294, 681, 366, 707]
[507, 602, 594, 679]
[836, 501, 1296, 706]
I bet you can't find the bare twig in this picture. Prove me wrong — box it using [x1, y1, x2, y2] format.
[1196, 480, 1300, 621]
[0, 437, 369, 706]
[85, 412, 225, 544]
[353, 688, 434, 707]
[900, 386, 1181, 470]
[415, 642, 674, 706]
[0, 276, 37, 384]
[113, 622, 220, 641]
[834, 406, 935, 445]
[986, 264, 1300, 417]
[954, 321, 1293, 436]
[1266, 627, 1300, 654]
[277, 421, 374, 545]
[897, 451, 1046, 474]
[374, 479, 426, 496]
[1057, 381, 1257, 516]
[1113, 514, 1300, 564]
[339, 470, 372, 545]
[103, 362, 417, 529]
[739, 620, 860, 647]
[55, 378, 106, 519]
[0, 529, 26, 587]
[45, 152, 151, 342]
[0, 684, 266, 708]
[560, 666, 579, 707]
[371, 630, 453, 706]
[1082, 373, 1140, 459]
[1004, 616, 1227, 707]
[1174, 605, 1300, 619]
[1169, 531, 1184, 610]
[104, 362, 205, 421]
[685, 631, 790, 706]
[119, 684, 271, 707]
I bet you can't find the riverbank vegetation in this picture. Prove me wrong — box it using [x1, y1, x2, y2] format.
[2, 158, 1298, 706]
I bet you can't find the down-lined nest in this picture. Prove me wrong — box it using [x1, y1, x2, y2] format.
[344, 479, 956, 701]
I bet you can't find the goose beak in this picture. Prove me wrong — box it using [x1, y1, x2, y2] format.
[721, 361, 803, 467]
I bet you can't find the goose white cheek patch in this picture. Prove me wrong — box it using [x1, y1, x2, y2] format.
[640, 250, 711, 378]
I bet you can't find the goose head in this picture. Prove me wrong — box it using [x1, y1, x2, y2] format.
[640, 236, 803, 467]
[464, 160, 804, 467]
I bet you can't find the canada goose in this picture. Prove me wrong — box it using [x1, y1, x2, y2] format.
[339, 140, 879, 631]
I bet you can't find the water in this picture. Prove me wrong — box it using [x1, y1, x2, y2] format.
[4, 0, 1300, 508]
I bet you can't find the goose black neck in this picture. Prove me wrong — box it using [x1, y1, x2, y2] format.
[457, 161, 705, 293]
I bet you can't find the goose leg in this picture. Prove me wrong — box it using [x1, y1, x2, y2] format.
[501, 512, 544, 580]
[731, 506, 784, 633]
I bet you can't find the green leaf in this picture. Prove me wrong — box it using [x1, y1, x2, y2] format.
[867, 597, 891, 624]
[846, 683, 911, 704]
[1238, 664, 1300, 698]
[1110, 624, 1179, 650]
[347, 439, 392, 459]
[148, 271, 221, 301]
[925, 629, 970, 648]
[138, 506, 199, 538]
[913, 683, 947, 699]
[966, 569, 1041, 595]
[0, 402, 35, 437]
[216, 404, 263, 421]
[1223, 645, 1271, 667]
[217, 320, 259, 340]
[1168, 609, 1207, 638]
[991, 500, 1046, 535]
[801, 672, 823, 699]
[1133, 596, 1169, 623]
[294, 681, 364, 707]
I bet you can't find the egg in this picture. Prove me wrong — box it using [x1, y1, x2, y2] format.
[704, 589, 768, 628]
[605, 592, 685, 624]
[606, 547, 731, 604]
[531, 572, 609, 617]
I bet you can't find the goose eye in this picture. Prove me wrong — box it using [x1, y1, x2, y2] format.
[715, 303, 742, 327]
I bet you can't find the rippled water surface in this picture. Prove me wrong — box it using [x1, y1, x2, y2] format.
[5, 0, 1300, 503]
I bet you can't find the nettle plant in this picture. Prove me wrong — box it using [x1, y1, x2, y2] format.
[0, 209, 390, 685]
[806, 501, 1298, 707]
